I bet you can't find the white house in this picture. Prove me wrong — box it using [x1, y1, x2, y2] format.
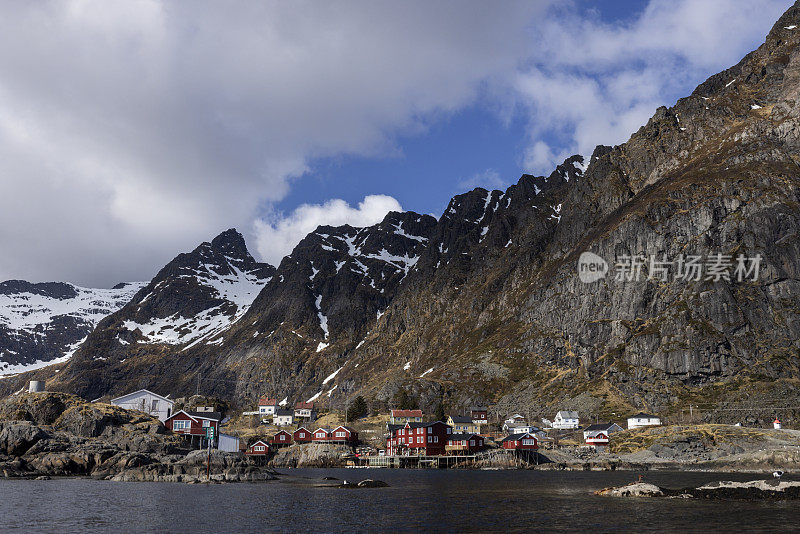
[504, 423, 546, 439]
[583, 422, 624, 440]
[258, 398, 278, 416]
[274, 408, 294, 426]
[627, 412, 661, 429]
[504, 414, 526, 427]
[111, 389, 174, 422]
[294, 402, 316, 421]
[553, 411, 580, 429]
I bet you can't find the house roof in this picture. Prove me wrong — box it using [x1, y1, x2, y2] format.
[313, 427, 332, 434]
[295, 402, 314, 410]
[273, 429, 291, 435]
[557, 410, 579, 419]
[449, 415, 473, 424]
[449, 433, 479, 441]
[333, 425, 356, 433]
[506, 414, 525, 420]
[250, 440, 270, 447]
[110, 389, 174, 405]
[629, 412, 659, 419]
[187, 411, 222, 421]
[274, 408, 294, 417]
[391, 409, 423, 417]
[470, 406, 488, 412]
[501, 433, 533, 443]
[584, 423, 622, 432]
[294, 426, 311, 433]
[506, 423, 539, 431]
[258, 398, 277, 406]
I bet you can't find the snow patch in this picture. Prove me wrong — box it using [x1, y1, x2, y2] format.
[322, 365, 344, 385]
[419, 368, 433, 377]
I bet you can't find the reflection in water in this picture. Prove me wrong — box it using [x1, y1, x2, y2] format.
[1, 470, 799, 533]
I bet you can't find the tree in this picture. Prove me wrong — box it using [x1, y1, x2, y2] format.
[434, 402, 446, 422]
[392, 387, 419, 410]
[346, 396, 368, 421]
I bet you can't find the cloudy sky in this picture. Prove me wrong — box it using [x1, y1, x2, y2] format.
[0, 0, 792, 287]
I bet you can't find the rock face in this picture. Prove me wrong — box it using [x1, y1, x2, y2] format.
[0, 392, 275, 482]
[0, 280, 144, 375]
[4, 5, 800, 421]
[269, 443, 354, 468]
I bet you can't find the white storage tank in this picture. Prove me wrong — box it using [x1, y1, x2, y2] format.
[28, 381, 45, 392]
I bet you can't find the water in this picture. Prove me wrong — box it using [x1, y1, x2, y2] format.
[1, 469, 799, 533]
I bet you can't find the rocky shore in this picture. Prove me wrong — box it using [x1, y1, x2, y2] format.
[597, 479, 800, 500]
[0, 392, 276, 482]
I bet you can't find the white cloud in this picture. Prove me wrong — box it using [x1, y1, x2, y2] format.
[0, 0, 548, 286]
[515, 0, 792, 172]
[254, 195, 403, 266]
[457, 169, 508, 191]
[0, 0, 791, 285]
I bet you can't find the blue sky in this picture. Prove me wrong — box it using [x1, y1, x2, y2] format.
[0, 0, 792, 286]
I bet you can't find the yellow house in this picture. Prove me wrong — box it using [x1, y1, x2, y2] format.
[447, 415, 480, 434]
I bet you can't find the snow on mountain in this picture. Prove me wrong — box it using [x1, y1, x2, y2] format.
[122, 252, 272, 348]
[0, 281, 144, 375]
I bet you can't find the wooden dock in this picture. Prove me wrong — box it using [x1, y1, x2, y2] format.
[354, 454, 478, 468]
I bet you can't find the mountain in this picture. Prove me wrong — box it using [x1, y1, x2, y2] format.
[36, 229, 275, 397]
[4, 3, 800, 423]
[0, 280, 144, 375]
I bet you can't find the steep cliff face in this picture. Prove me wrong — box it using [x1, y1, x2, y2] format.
[322, 5, 800, 418]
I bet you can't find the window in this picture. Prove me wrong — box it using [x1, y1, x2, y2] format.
[173, 420, 189, 431]
[428, 436, 432, 443]
[427, 427, 432, 434]
[255, 445, 265, 452]
[151, 399, 159, 411]
[417, 437, 422, 444]
[336, 431, 345, 437]
[469, 440, 475, 446]
[447, 427, 452, 434]
[279, 435, 286, 441]
[202, 420, 211, 427]
[434, 436, 438, 443]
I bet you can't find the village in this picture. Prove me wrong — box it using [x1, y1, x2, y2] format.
[101, 384, 711, 469]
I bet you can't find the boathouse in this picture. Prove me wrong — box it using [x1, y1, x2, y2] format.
[245, 440, 270, 455]
[164, 410, 221, 448]
[293, 426, 313, 443]
[501, 433, 538, 450]
[446, 433, 485, 454]
[271, 430, 293, 448]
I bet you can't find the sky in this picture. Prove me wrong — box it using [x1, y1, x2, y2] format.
[0, 0, 793, 287]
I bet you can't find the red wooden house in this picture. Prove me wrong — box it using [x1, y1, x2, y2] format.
[446, 433, 485, 455]
[312, 427, 332, 442]
[164, 410, 222, 448]
[470, 406, 489, 426]
[245, 440, 270, 456]
[270, 429, 293, 448]
[331, 425, 358, 444]
[501, 432, 538, 450]
[585, 432, 609, 447]
[293, 426, 313, 443]
[394, 421, 451, 456]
